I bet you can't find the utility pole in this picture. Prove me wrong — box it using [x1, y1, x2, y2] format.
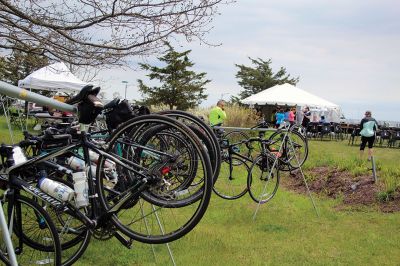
[122, 80, 128, 99]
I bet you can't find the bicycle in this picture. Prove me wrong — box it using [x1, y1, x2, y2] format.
[0, 146, 62, 266]
[213, 136, 280, 203]
[0, 85, 214, 264]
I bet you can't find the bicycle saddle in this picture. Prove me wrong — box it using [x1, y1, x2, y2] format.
[66, 85, 100, 105]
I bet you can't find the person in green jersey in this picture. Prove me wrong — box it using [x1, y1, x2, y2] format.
[209, 100, 227, 127]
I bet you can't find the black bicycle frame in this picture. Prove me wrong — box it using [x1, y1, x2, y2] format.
[5, 130, 170, 229]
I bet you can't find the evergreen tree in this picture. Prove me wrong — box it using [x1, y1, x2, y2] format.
[138, 44, 209, 110]
[0, 48, 49, 86]
[235, 58, 299, 99]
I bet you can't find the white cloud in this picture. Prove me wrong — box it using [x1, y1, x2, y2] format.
[95, 0, 400, 121]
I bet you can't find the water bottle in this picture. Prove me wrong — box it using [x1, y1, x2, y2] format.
[38, 172, 74, 202]
[72, 171, 89, 208]
[66, 156, 85, 171]
[88, 149, 99, 163]
[89, 150, 115, 169]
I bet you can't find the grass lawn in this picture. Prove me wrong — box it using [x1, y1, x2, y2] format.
[1, 118, 399, 265]
[74, 138, 400, 265]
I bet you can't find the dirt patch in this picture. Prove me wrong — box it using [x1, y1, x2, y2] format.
[281, 166, 400, 213]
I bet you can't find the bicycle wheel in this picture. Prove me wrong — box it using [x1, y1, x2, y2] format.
[133, 124, 201, 204]
[247, 154, 280, 204]
[222, 131, 252, 164]
[1, 194, 62, 266]
[96, 114, 213, 244]
[268, 130, 308, 171]
[213, 156, 249, 200]
[33, 173, 92, 266]
[158, 110, 221, 184]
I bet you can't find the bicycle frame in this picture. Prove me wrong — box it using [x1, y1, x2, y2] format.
[4, 129, 173, 229]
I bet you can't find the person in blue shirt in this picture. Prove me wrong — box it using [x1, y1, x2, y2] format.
[275, 107, 285, 128]
[359, 110, 378, 160]
[284, 108, 290, 122]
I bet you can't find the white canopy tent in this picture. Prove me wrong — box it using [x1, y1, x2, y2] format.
[241, 83, 343, 123]
[18, 62, 88, 93]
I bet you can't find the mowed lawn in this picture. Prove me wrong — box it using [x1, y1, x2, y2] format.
[1, 119, 399, 265]
[75, 139, 400, 266]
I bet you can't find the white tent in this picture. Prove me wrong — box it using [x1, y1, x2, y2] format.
[241, 83, 343, 123]
[241, 83, 339, 108]
[18, 62, 88, 93]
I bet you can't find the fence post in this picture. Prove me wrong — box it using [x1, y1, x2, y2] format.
[371, 156, 378, 183]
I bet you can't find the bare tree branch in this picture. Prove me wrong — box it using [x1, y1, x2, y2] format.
[0, 0, 232, 67]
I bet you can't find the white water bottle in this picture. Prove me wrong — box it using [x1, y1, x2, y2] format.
[72, 171, 89, 208]
[66, 156, 85, 171]
[89, 150, 115, 169]
[38, 177, 74, 202]
[89, 149, 99, 163]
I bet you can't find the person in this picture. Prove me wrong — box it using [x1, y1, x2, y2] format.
[359, 110, 378, 160]
[288, 108, 296, 125]
[275, 107, 285, 128]
[209, 100, 227, 127]
[270, 108, 277, 124]
[284, 108, 290, 122]
[319, 115, 326, 124]
[301, 106, 311, 127]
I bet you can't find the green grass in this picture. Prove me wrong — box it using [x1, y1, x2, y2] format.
[1, 116, 400, 265]
[72, 138, 400, 266]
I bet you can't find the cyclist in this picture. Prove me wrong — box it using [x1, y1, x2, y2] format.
[359, 110, 378, 160]
[209, 100, 227, 127]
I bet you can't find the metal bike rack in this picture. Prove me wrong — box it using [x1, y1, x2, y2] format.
[0, 199, 18, 266]
[215, 125, 319, 218]
[0, 80, 76, 113]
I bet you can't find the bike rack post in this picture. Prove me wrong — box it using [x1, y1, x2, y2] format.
[286, 134, 319, 217]
[0, 200, 18, 266]
[0, 80, 76, 113]
[371, 156, 378, 183]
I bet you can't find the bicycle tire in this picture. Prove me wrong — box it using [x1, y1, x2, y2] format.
[96, 114, 213, 244]
[213, 156, 249, 200]
[1, 194, 62, 266]
[268, 130, 308, 171]
[129, 124, 201, 206]
[247, 154, 280, 204]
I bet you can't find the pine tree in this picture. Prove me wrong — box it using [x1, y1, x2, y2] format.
[138, 43, 209, 110]
[235, 58, 299, 99]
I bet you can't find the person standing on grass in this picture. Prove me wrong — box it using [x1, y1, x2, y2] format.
[359, 110, 378, 160]
[288, 107, 296, 125]
[275, 107, 285, 128]
[301, 106, 311, 127]
[209, 99, 227, 127]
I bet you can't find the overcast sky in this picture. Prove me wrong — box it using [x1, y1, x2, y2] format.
[96, 0, 400, 122]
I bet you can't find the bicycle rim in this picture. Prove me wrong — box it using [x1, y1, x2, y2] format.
[213, 156, 249, 200]
[247, 155, 280, 204]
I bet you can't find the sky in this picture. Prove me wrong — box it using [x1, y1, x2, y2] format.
[95, 0, 400, 122]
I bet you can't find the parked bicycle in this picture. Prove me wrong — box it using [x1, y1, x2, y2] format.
[1, 85, 214, 265]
